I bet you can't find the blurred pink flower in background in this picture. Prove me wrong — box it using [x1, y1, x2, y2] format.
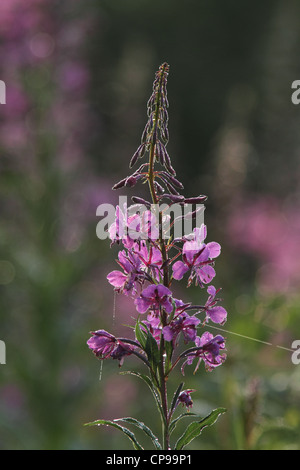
[0, 0, 44, 40]
[58, 61, 90, 93]
[227, 195, 300, 294]
[0, 384, 26, 418]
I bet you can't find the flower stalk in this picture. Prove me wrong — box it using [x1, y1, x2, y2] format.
[86, 63, 228, 450]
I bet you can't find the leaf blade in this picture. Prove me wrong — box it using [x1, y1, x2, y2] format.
[135, 319, 147, 350]
[115, 417, 162, 450]
[169, 412, 199, 434]
[84, 418, 144, 450]
[170, 382, 184, 417]
[175, 407, 226, 450]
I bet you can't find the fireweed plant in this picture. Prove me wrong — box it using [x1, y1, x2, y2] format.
[86, 63, 227, 450]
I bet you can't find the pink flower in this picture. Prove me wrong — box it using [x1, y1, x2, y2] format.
[107, 249, 143, 296]
[132, 240, 163, 281]
[134, 284, 173, 314]
[162, 312, 200, 343]
[177, 389, 195, 410]
[172, 225, 221, 286]
[87, 330, 134, 366]
[203, 286, 227, 325]
[182, 332, 226, 373]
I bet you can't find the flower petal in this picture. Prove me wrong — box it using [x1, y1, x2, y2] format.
[207, 285, 216, 297]
[134, 297, 150, 314]
[206, 242, 221, 258]
[207, 306, 227, 324]
[196, 264, 216, 284]
[107, 270, 127, 288]
[172, 260, 189, 280]
[162, 326, 174, 341]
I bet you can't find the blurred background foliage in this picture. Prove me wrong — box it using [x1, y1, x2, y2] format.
[0, 0, 300, 450]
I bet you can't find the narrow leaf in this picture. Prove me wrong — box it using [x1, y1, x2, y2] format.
[164, 339, 174, 375]
[84, 419, 144, 450]
[139, 321, 160, 373]
[145, 330, 160, 371]
[169, 412, 199, 434]
[116, 417, 162, 450]
[175, 407, 226, 450]
[170, 382, 184, 416]
[135, 319, 147, 349]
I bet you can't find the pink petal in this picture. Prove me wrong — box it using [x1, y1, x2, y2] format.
[206, 242, 221, 258]
[107, 270, 126, 288]
[162, 326, 174, 341]
[172, 261, 189, 280]
[197, 265, 216, 284]
[207, 306, 227, 324]
[134, 297, 150, 314]
[207, 285, 216, 297]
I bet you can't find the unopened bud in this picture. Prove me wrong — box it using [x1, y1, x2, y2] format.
[184, 195, 207, 204]
[112, 177, 127, 190]
[131, 196, 152, 208]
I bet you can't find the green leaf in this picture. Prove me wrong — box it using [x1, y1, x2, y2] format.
[115, 417, 162, 450]
[164, 340, 174, 375]
[175, 407, 226, 450]
[143, 327, 160, 373]
[170, 382, 184, 416]
[84, 419, 144, 450]
[135, 319, 147, 349]
[169, 412, 199, 434]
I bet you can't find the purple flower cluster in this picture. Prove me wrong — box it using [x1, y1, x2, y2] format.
[87, 63, 227, 417]
[87, 330, 134, 366]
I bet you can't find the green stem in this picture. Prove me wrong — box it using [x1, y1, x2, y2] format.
[146, 62, 171, 450]
[148, 139, 170, 448]
[148, 163, 170, 448]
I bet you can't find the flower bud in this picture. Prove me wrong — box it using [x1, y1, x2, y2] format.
[129, 144, 146, 168]
[131, 196, 152, 208]
[112, 177, 127, 190]
[184, 195, 207, 204]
